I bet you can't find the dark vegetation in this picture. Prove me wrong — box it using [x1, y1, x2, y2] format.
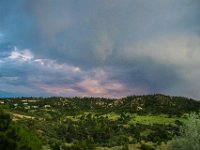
[0, 94, 199, 150]
[0, 109, 41, 150]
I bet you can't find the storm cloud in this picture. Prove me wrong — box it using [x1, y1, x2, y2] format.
[0, 0, 200, 98]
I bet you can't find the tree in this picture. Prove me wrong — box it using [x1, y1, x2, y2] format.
[0, 109, 41, 150]
[169, 112, 200, 150]
[0, 109, 11, 131]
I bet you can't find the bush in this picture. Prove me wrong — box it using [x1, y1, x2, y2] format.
[169, 112, 200, 150]
[0, 109, 42, 150]
[140, 142, 155, 150]
[0, 109, 11, 131]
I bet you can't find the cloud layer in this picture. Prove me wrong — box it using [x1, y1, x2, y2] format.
[0, 46, 133, 97]
[0, 0, 200, 98]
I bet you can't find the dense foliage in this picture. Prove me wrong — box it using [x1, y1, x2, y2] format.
[0, 94, 199, 149]
[0, 109, 42, 150]
[169, 112, 200, 150]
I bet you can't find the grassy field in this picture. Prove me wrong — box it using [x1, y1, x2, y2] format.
[128, 114, 187, 125]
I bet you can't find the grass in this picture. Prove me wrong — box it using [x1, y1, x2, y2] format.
[64, 112, 187, 127]
[62, 111, 187, 125]
[96, 144, 140, 150]
[128, 115, 187, 125]
[101, 112, 120, 120]
[65, 112, 120, 121]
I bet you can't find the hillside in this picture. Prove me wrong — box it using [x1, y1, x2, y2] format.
[1, 94, 199, 115]
[0, 94, 200, 150]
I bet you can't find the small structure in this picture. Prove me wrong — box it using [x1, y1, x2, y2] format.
[22, 100, 38, 103]
[44, 105, 51, 108]
[24, 106, 30, 110]
[0, 101, 4, 104]
[32, 106, 39, 109]
[14, 103, 18, 107]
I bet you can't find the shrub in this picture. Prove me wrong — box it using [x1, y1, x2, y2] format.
[169, 112, 200, 150]
[140, 142, 155, 150]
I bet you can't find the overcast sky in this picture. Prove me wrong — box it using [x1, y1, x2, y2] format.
[0, 0, 200, 99]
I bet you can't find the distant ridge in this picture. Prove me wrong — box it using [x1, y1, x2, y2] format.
[1, 94, 200, 115]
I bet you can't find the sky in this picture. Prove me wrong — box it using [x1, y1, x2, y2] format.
[0, 0, 200, 99]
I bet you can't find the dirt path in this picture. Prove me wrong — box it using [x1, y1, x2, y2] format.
[12, 113, 35, 121]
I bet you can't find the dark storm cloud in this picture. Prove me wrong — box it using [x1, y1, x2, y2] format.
[0, 0, 200, 98]
[107, 60, 183, 93]
[1, 0, 199, 65]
